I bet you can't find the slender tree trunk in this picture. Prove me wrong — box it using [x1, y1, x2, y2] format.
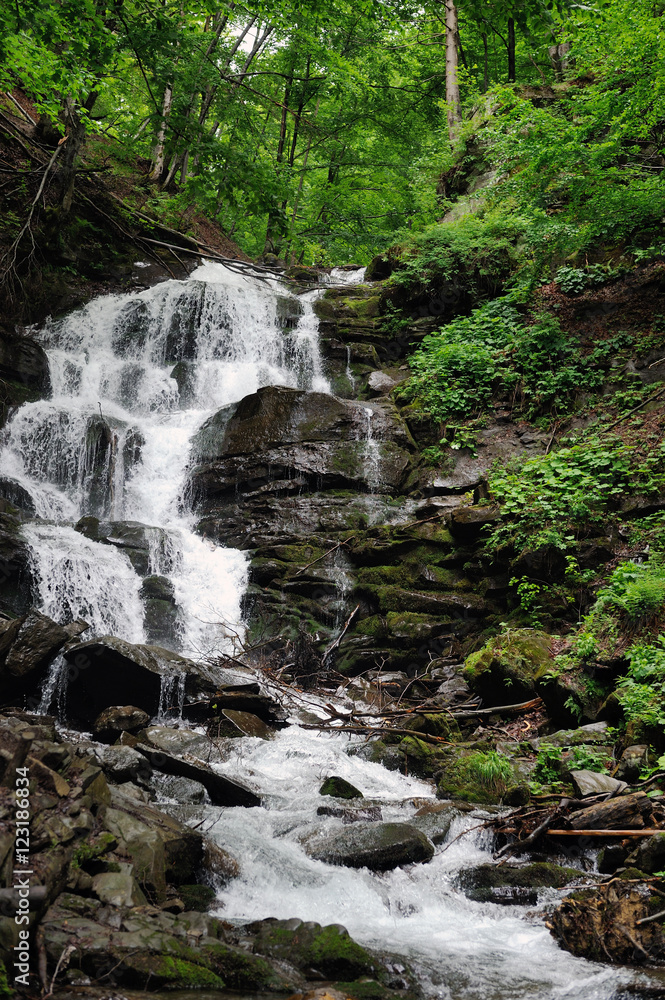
[481, 33, 489, 92]
[264, 71, 294, 256]
[150, 82, 173, 183]
[445, 0, 461, 141]
[59, 91, 97, 216]
[508, 17, 516, 82]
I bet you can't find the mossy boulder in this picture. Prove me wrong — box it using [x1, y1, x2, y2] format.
[320, 776, 364, 800]
[458, 862, 584, 904]
[436, 748, 529, 805]
[251, 919, 375, 979]
[463, 629, 552, 705]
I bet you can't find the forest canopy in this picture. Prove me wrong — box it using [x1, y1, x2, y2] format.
[0, 0, 663, 264]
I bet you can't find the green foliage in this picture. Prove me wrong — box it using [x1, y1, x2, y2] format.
[404, 294, 603, 430]
[534, 743, 563, 783]
[486, 434, 665, 554]
[457, 750, 513, 794]
[595, 557, 665, 624]
[616, 638, 665, 729]
[391, 210, 525, 299]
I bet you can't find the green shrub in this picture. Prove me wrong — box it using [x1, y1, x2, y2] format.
[616, 638, 665, 729]
[458, 750, 513, 794]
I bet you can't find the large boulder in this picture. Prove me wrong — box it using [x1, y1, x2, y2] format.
[0, 330, 50, 426]
[305, 822, 434, 871]
[40, 893, 295, 991]
[250, 919, 375, 979]
[188, 386, 415, 500]
[61, 635, 220, 723]
[0, 610, 88, 701]
[135, 743, 261, 807]
[75, 518, 172, 577]
[463, 629, 552, 705]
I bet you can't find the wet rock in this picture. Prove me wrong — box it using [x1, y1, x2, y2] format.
[140, 574, 179, 647]
[75, 518, 172, 577]
[306, 822, 434, 871]
[250, 918, 376, 978]
[203, 839, 240, 883]
[409, 802, 457, 844]
[316, 804, 383, 823]
[448, 504, 501, 542]
[570, 770, 627, 798]
[0, 610, 88, 701]
[97, 745, 152, 784]
[615, 745, 649, 783]
[458, 862, 584, 904]
[92, 705, 151, 743]
[0, 513, 35, 616]
[138, 725, 232, 765]
[135, 743, 261, 807]
[62, 635, 219, 722]
[222, 708, 275, 739]
[0, 330, 50, 425]
[625, 833, 665, 874]
[0, 477, 35, 515]
[189, 385, 415, 499]
[320, 776, 364, 800]
[40, 892, 296, 991]
[464, 629, 552, 705]
[179, 883, 217, 911]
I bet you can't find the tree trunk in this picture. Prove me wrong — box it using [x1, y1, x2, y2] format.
[59, 92, 96, 216]
[263, 72, 293, 256]
[508, 17, 516, 82]
[445, 0, 461, 141]
[482, 33, 489, 92]
[150, 82, 173, 183]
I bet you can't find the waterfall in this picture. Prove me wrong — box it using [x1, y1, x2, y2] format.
[2, 262, 327, 656]
[362, 406, 383, 490]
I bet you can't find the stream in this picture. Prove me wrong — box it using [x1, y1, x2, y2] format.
[1, 262, 662, 999]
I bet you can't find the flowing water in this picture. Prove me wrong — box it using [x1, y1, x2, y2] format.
[1, 262, 327, 656]
[177, 724, 652, 1000]
[3, 262, 659, 999]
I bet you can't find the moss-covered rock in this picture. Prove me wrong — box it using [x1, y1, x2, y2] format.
[463, 629, 552, 705]
[252, 919, 375, 979]
[320, 776, 364, 800]
[458, 861, 583, 904]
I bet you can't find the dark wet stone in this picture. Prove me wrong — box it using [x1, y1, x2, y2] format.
[306, 822, 434, 871]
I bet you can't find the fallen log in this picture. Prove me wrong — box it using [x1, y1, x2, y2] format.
[568, 791, 652, 830]
[547, 828, 664, 838]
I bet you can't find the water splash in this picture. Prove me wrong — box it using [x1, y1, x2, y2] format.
[4, 263, 330, 657]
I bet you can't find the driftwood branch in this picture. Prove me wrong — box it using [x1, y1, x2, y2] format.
[321, 604, 360, 669]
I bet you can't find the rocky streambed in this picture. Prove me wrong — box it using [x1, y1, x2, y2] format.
[2, 260, 665, 998]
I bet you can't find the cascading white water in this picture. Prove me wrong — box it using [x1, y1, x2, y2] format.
[186, 725, 636, 1000]
[1, 262, 328, 655]
[363, 405, 383, 489]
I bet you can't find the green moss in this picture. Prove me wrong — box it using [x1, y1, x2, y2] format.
[178, 883, 216, 911]
[0, 961, 10, 998]
[127, 954, 225, 988]
[353, 614, 388, 638]
[401, 713, 462, 741]
[437, 749, 515, 804]
[320, 776, 364, 799]
[463, 629, 552, 704]
[306, 925, 375, 977]
[201, 942, 282, 989]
